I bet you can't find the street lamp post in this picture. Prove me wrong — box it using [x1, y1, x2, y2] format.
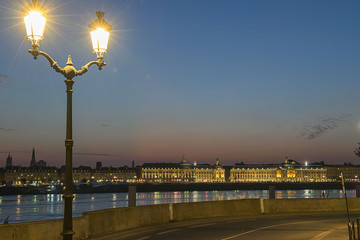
[22, 1, 112, 239]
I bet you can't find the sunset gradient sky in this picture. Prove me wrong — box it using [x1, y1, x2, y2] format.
[0, 0, 360, 167]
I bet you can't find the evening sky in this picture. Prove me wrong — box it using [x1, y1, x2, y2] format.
[0, 0, 359, 167]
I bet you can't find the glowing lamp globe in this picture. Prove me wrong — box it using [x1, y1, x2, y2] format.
[89, 12, 112, 58]
[24, 11, 46, 44]
[23, 0, 47, 46]
[90, 28, 110, 57]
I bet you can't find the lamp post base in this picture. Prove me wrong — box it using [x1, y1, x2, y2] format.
[61, 231, 75, 240]
[62, 192, 74, 240]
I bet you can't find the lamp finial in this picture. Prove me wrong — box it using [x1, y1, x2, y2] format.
[89, 11, 112, 32]
[66, 55, 73, 66]
[22, 0, 48, 15]
[96, 11, 104, 19]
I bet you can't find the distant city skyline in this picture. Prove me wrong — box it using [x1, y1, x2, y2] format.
[0, 149, 354, 168]
[1, 0, 360, 167]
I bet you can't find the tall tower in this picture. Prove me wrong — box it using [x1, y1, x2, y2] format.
[181, 153, 186, 164]
[6, 153, 12, 168]
[180, 153, 190, 169]
[96, 161, 102, 170]
[30, 148, 37, 167]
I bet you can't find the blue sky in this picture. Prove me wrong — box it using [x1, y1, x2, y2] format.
[0, 0, 359, 167]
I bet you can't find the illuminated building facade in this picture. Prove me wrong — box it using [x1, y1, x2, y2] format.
[2, 166, 138, 185]
[70, 166, 137, 183]
[3, 166, 59, 185]
[229, 158, 327, 182]
[140, 157, 225, 183]
[325, 164, 360, 181]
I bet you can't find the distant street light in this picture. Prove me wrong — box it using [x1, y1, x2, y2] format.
[22, 1, 112, 239]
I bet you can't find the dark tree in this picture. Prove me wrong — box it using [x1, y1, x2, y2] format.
[354, 142, 360, 159]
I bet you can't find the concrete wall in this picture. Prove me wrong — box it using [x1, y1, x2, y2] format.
[0, 217, 86, 240]
[83, 204, 170, 238]
[1, 198, 360, 239]
[263, 198, 360, 214]
[172, 199, 260, 221]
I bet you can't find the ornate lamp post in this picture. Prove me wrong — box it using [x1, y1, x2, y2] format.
[22, 1, 112, 239]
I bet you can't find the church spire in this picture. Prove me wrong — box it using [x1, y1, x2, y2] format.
[30, 148, 37, 167]
[6, 153, 12, 168]
[181, 153, 186, 163]
[180, 153, 191, 169]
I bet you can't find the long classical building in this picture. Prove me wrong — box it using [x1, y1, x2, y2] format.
[325, 163, 360, 181]
[70, 166, 137, 183]
[229, 158, 327, 182]
[2, 166, 59, 185]
[140, 156, 225, 183]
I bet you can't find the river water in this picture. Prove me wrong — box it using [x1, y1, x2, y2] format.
[0, 189, 355, 223]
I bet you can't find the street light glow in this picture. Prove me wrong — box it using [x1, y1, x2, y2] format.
[90, 27, 110, 57]
[89, 11, 112, 59]
[24, 11, 46, 44]
[22, 0, 47, 46]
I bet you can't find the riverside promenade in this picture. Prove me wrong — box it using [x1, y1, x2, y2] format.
[92, 212, 351, 240]
[1, 198, 360, 240]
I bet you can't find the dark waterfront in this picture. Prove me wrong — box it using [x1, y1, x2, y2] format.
[0, 182, 351, 195]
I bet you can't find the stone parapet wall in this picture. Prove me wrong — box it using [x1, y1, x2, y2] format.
[1, 198, 360, 239]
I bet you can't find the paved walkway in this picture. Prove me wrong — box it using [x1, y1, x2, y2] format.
[91, 212, 355, 240]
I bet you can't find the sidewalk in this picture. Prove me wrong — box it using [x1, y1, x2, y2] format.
[310, 226, 349, 240]
[90, 213, 353, 240]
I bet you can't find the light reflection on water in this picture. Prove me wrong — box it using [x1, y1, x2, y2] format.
[0, 189, 355, 223]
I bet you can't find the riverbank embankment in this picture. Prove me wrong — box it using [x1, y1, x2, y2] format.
[1, 198, 360, 240]
[0, 182, 355, 195]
